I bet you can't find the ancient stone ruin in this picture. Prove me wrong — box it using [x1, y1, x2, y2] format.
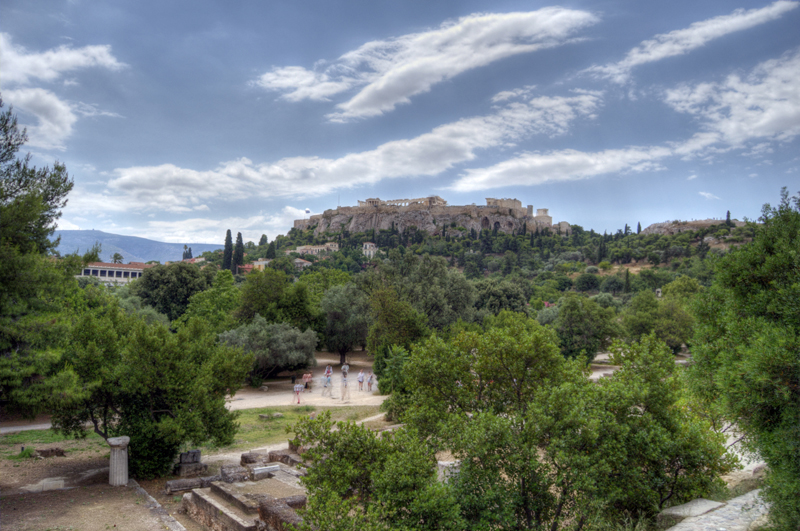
[172, 448, 307, 531]
[293, 196, 571, 237]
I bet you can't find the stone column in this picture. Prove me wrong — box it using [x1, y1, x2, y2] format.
[107, 436, 130, 486]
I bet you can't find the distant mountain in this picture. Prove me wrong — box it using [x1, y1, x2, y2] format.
[54, 230, 223, 264]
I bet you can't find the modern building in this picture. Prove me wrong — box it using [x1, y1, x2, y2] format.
[77, 262, 155, 284]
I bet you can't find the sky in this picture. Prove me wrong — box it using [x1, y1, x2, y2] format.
[2, 0, 799, 244]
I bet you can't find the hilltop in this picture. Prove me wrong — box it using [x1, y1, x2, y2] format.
[54, 230, 222, 264]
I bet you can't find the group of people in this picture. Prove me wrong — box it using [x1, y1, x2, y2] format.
[293, 363, 376, 403]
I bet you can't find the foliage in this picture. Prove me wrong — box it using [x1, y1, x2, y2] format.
[223, 229, 233, 270]
[320, 283, 371, 363]
[473, 278, 527, 315]
[47, 300, 253, 478]
[290, 411, 464, 531]
[132, 262, 214, 321]
[398, 316, 732, 529]
[366, 288, 429, 378]
[235, 268, 290, 322]
[233, 231, 244, 272]
[174, 269, 240, 333]
[687, 189, 800, 530]
[554, 293, 618, 362]
[219, 315, 317, 379]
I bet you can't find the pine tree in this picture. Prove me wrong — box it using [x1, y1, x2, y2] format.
[637, 222, 642, 234]
[223, 230, 233, 270]
[233, 232, 244, 273]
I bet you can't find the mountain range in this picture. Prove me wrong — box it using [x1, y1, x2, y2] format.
[54, 230, 223, 264]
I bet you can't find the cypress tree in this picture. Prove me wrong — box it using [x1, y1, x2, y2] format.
[637, 222, 642, 234]
[233, 232, 244, 273]
[223, 230, 233, 270]
[725, 210, 733, 227]
[259, 234, 268, 246]
[266, 241, 276, 259]
[624, 269, 631, 293]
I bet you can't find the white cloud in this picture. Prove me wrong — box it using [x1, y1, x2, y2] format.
[92, 92, 601, 212]
[665, 49, 800, 152]
[56, 218, 81, 231]
[492, 85, 537, 103]
[0, 32, 125, 85]
[1, 34, 124, 149]
[255, 8, 598, 121]
[699, 191, 721, 200]
[687, 174, 697, 180]
[143, 207, 315, 243]
[585, 1, 798, 83]
[450, 145, 670, 192]
[4, 88, 78, 150]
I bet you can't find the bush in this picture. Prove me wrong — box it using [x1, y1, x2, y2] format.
[574, 273, 601, 292]
[585, 266, 599, 274]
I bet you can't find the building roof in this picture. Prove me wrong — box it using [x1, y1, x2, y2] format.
[86, 262, 156, 270]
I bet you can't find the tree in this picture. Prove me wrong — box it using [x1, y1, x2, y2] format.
[48, 302, 252, 478]
[366, 288, 429, 378]
[259, 234, 268, 246]
[222, 229, 233, 270]
[473, 278, 527, 315]
[399, 315, 732, 529]
[112, 252, 123, 263]
[219, 316, 316, 379]
[132, 262, 214, 321]
[320, 283, 371, 364]
[637, 221, 641, 234]
[600, 274, 624, 295]
[574, 272, 601, 292]
[725, 210, 733, 227]
[554, 293, 618, 362]
[266, 240, 277, 259]
[235, 268, 290, 323]
[174, 269, 240, 333]
[0, 97, 87, 417]
[233, 231, 244, 273]
[290, 412, 463, 531]
[688, 189, 800, 529]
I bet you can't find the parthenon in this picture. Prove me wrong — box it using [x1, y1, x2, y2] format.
[358, 196, 448, 208]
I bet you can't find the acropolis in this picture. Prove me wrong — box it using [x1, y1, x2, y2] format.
[293, 196, 569, 237]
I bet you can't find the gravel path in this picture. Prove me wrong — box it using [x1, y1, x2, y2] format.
[667, 490, 769, 531]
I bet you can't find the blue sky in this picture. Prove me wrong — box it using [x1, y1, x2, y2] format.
[2, 0, 799, 244]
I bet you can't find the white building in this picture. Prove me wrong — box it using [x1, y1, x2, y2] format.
[76, 262, 155, 285]
[362, 242, 378, 258]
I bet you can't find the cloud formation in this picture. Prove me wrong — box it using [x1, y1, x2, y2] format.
[665, 49, 800, 151]
[699, 191, 721, 200]
[451, 49, 800, 191]
[0, 33, 124, 149]
[585, 1, 797, 83]
[255, 8, 598, 121]
[0, 32, 125, 85]
[96, 92, 601, 212]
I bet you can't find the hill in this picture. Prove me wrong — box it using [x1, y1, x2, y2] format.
[54, 230, 222, 264]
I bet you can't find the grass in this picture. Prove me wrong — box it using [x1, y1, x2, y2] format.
[0, 405, 381, 460]
[0, 428, 106, 459]
[197, 404, 382, 455]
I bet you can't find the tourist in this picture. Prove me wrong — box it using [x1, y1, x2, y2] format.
[341, 362, 349, 377]
[324, 364, 332, 378]
[341, 374, 350, 401]
[321, 373, 332, 398]
[293, 383, 304, 404]
[367, 371, 374, 392]
[357, 369, 364, 391]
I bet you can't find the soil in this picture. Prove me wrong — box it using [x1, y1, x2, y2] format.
[0, 482, 167, 531]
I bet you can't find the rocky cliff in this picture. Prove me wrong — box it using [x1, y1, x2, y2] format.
[301, 204, 555, 237]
